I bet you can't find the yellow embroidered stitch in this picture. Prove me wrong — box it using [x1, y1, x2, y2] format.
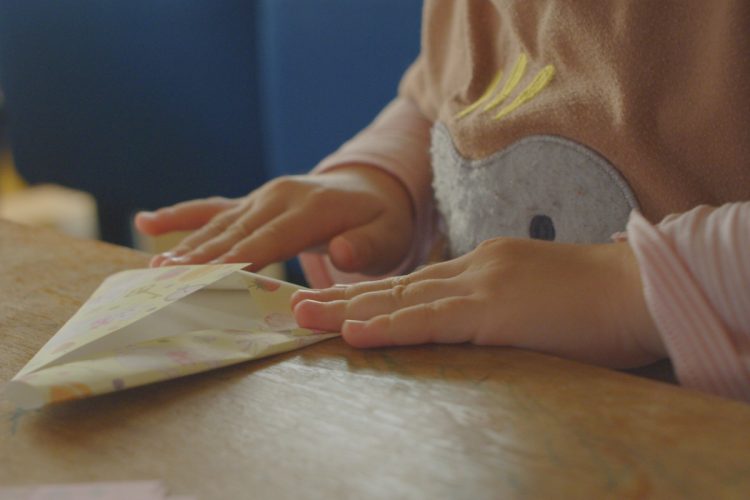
[482, 52, 528, 112]
[455, 69, 504, 120]
[493, 64, 555, 120]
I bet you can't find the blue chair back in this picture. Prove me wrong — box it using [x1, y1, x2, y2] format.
[0, 1, 266, 244]
[256, 0, 422, 177]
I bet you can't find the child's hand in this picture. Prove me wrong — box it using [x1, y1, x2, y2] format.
[134, 165, 413, 274]
[292, 238, 666, 369]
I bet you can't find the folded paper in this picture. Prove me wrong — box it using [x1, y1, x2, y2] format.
[5, 264, 337, 409]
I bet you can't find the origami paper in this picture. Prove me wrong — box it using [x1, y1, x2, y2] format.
[4, 264, 337, 409]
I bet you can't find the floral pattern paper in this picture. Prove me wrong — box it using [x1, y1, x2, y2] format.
[5, 264, 337, 409]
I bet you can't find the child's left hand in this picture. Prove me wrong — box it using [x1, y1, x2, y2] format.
[292, 238, 666, 369]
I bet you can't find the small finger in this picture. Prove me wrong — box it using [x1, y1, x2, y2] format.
[341, 297, 480, 348]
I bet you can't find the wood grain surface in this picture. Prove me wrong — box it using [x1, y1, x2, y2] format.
[1, 219, 749, 499]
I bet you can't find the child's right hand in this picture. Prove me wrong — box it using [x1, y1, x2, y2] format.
[134, 165, 414, 275]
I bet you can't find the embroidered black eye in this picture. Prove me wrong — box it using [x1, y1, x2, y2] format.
[529, 215, 555, 241]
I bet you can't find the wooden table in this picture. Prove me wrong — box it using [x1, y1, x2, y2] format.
[1, 219, 749, 499]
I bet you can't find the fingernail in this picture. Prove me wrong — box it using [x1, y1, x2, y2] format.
[162, 256, 190, 266]
[343, 320, 366, 335]
[160, 251, 177, 259]
[138, 211, 156, 218]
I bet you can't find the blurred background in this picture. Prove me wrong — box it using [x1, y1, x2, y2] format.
[0, 0, 421, 283]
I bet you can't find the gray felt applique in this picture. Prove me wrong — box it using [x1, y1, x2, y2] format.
[431, 123, 638, 258]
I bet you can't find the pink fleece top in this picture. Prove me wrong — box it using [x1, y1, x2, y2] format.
[299, 0, 750, 402]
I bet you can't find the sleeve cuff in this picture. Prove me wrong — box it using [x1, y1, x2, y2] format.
[626, 209, 750, 401]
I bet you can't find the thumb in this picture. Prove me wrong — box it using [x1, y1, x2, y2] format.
[329, 217, 411, 275]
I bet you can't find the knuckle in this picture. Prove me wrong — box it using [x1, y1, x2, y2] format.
[387, 276, 425, 306]
[390, 275, 411, 288]
[470, 238, 524, 278]
[347, 293, 370, 314]
[374, 314, 405, 345]
[206, 212, 234, 231]
[426, 297, 461, 324]
[390, 284, 409, 303]
[222, 244, 245, 261]
[259, 177, 294, 203]
[342, 286, 359, 301]
[260, 221, 285, 242]
[189, 243, 213, 258]
[417, 303, 440, 343]
[154, 206, 176, 217]
[343, 281, 372, 300]
[426, 299, 448, 317]
[175, 235, 203, 252]
[199, 223, 226, 240]
[342, 282, 367, 300]
[172, 245, 193, 256]
[475, 238, 505, 254]
[306, 186, 336, 211]
[372, 313, 393, 332]
[206, 195, 230, 205]
[226, 220, 250, 238]
[475, 236, 519, 255]
[408, 280, 433, 298]
[267, 175, 299, 193]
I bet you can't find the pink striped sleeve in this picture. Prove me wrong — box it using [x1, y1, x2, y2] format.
[299, 97, 437, 288]
[626, 202, 750, 401]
